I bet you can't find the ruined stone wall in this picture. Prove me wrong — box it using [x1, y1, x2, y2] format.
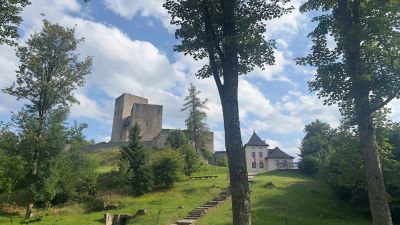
[111, 94, 148, 142]
[146, 129, 214, 151]
[130, 103, 163, 141]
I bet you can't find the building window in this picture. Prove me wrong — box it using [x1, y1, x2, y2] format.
[252, 162, 257, 168]
[259, 152, 263, 158]
[252, 152, 256, 160]
[259, 162, 264, 168]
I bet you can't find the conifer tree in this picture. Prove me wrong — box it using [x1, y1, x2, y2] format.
[181, 83, 209, 153]
[120, 122, 151, 195]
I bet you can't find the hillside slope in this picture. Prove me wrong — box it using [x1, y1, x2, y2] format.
[197, 171, 372, 225]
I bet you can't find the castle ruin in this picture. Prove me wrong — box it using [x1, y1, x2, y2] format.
[111, 94, 163, 142]
[84, 93, 214, 152]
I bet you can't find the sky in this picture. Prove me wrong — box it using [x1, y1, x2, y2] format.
[1, 0, 400, 158]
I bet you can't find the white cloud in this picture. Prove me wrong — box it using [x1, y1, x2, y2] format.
[278, 91, 341, 128]
[388, 99, 400, 122]
[264, 0, 308, 40]
[249, 50, 293, 83]
[70, 92, 113, 123]
[103, 0, 172, 30]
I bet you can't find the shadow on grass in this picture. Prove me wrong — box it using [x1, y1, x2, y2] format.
[250, 171, 371, 225]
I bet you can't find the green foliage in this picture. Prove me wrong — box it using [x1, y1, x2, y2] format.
[297, 0, 400, 118]
[299, 120, 334, 175]
[3, 20, 92, 115]
[165, 129, 189, 150]
[66, 121, 89, 144]
[217, 156, 228, 167]
[151, 148, 184, 188]
[120, 123, 152, 195]
[181, 84, 209, 152]
[298, 155, 319, 177]
[163, 0, 292, 77]
[183, 148, 201, 176]
[0, 149, 27, 196]
[2, 20, 92, 213]
[301, 120, 334, 157]
[200, 148, 213, 161]
[0, 0, 30, 46]
[164, 2, 293, 223]
[53, 148, 98, 205]
[301, 119, 400, 222]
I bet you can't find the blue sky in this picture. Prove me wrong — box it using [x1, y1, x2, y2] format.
[1, 0, 399, 158]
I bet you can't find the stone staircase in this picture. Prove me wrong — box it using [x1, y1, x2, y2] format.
[171, 189, 231, 225]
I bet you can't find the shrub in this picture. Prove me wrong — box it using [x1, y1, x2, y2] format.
[52, 148, 98, 205]
[151, 149, 184, 188]
[200, 148, 213, 162]
[217, 156, 228, 167]
[298, 155, 319, 177]
[183, 148, 201, 176]
[165, 130, 189, 150]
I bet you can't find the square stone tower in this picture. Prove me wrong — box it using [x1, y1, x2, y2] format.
[110, 93, 162, 142]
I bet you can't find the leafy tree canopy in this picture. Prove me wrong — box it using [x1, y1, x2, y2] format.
[297, 0, 400, 118]
[0, 0, 30, 46]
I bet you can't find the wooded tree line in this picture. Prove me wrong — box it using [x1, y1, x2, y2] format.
[299, 118, 400, 223]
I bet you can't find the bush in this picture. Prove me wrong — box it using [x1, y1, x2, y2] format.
[183, 148, 201, 176]
[217, 156, 228, 167]
[200, 148, 213, 161]
[298, 155, 319, 177]
[165, 130, 189, 150]
[151, 149, 184, 188]
[0, 150, 27, 195]
[52, 148, 98, 205]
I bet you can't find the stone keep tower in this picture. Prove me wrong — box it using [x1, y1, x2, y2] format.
[111, 93, 162, 142]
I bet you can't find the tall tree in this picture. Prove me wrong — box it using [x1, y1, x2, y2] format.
[164, 1, 292, 224]
[0, 0, 30, 46]
[181, 83, 209, 153]
[3, 20, 92, 218]
[120, 122, 151, 196]
[297, 1, 400, 224]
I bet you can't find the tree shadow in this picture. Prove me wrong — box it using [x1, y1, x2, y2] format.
[250, 172, 372, 225]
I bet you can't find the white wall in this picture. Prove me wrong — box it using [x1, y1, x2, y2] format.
[245, 146, 269, 173]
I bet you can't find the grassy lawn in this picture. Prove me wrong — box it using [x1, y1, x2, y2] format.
[0, 150, 229, 225]
[0, 150, 373, 225]
[197, 170, 372, 225]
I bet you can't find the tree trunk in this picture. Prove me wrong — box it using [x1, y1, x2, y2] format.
[25, 117, 44, 218]
[218, 1, 251, 224]
[358, 113, 393, 225]
[336, 1, 393, 223]
[221, 85, 251, 225]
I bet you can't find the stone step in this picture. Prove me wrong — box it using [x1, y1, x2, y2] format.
[185, 216, 200, 219]
[176, 219, 197, 225]
[202, 204, 215, 208]
[188, 212, 203, 216]
[173, 189, 231, 225]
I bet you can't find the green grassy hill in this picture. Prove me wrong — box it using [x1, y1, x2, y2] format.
[0, 150, 372, 225]
[197, 170, 372, 225]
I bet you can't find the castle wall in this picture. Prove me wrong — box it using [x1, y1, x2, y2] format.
[111, 94, 148, 142]
[146, 129, 214, 151]
[130, 103, 163, 141]
[106, 93, 213, 151]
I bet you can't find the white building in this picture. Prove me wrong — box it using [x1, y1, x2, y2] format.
[245, 131, 296, 173]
